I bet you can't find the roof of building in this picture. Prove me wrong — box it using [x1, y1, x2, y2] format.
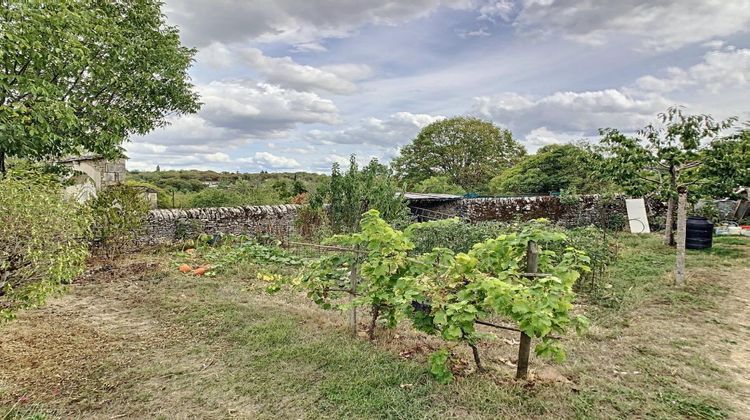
[57, 154, 105, 163]
[402, 192, 463, 202]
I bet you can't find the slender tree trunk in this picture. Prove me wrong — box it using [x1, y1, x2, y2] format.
[469, 343, 484, 372]
[664, 167, 677, 246]
[674, 188, 688, 286]
[0, 149, 6, 176]
[368, 304, 380, 341]
[664, 196, 674, 245]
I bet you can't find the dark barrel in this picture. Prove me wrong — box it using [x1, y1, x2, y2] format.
[685, 216, 713, 249]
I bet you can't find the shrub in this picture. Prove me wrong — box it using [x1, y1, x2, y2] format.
[413, 176, 466, 195]
[295, 205, 328, 241]
[90, 185, 150, 258]
[0, 166, 91, 320]
[311, 155, 409, 233]
[405, 218, 509, 254]
[189, 188, 242, 208]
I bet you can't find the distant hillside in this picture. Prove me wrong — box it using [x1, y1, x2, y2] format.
[126, 169, 329, 208]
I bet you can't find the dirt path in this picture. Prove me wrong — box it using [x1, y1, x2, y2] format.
[721, 266, 750, 414]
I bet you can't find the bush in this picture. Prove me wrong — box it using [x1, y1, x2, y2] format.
[90, 185, 150, 258]
[0, 167, 92, 320]
[405, 219, 509, 254]
[405, 218, 618, 291]
[413, 176, 465, 195]
[189, 188, 242, 208]
[312, 155, 409, 233]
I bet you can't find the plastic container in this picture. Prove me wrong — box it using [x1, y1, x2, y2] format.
[686, 216, 713, 249]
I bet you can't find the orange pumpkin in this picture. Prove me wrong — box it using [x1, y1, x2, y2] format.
[178, 264, 192, 273]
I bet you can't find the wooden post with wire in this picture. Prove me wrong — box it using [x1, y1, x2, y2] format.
[516, 240, 538, 380]
[348, 255, 359, 337]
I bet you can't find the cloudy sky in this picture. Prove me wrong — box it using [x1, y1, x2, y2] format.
[126, 0, 750, 172]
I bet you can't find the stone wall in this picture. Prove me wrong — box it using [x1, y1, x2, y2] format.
[142, 204, 299, 244]
[458, 196, 666, 229]
[142, 195, 666, 244]
[407, 195, 666, 229]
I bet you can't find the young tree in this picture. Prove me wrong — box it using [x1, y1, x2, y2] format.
[600, 107, 735, 246]
[0, 0, 200, 174]
[392, 116, 525, 192]
[489, 143, 608, 195]
[696, 127, 750, 199]
[312, 155, 409, 233]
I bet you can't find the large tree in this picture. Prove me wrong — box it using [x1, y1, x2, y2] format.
[600, 107, 735, 246]
[489, 143, 608, 195]
[0, 0, 200, 173]
[392, 116, 525, 192]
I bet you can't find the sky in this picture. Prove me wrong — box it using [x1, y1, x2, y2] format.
[126, 0, 750, 173]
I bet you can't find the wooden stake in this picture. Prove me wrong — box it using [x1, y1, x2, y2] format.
[674, 188, 687, 286]
[349, 263, 358, 336]
[516, 240, 538, 380]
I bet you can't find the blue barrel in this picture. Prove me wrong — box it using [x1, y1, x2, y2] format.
[685, 216, 713, 249]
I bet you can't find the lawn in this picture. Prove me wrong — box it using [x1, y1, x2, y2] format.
[1, 234, 748, 419]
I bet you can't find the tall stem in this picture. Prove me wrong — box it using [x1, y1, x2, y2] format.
[368, 304, 380, 341]
[674, 188, 688, 286]
[469, 343, 484, 372]
[664, 166, 677, 246]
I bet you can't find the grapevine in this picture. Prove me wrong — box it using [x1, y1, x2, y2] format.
[275, 210, 590, 381]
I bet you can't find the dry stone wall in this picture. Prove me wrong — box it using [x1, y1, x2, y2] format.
[143, 204, 299, 244]
[141, 195, 666, 244]
[458, 195, 665, 229]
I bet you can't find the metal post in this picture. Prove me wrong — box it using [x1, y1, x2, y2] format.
[516, 240, 538, 380]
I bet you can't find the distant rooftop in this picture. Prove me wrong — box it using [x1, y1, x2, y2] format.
[403, 192, 463, 202]
[57, 153, 105, 163]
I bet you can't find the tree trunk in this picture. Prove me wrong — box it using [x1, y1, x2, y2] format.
[469, 343, 484, 372]
[674, 188, 688, 286]
[0, 149, 6, 176]
[368, 304, 380, 341]
[664, 196, 674, 246]
[664, 166, 677, 246]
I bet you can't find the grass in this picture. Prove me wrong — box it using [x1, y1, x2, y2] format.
[1, 234, 748, 419]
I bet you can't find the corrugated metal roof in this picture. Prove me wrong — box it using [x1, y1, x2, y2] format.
[402, 192, 463, 201]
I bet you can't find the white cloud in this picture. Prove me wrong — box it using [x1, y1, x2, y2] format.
[307, 112, 445, 147]
[473, 89, 669, 135]
[138, 80, 340, 151]
[514, 0, 750, 51]
[199, 80, 340, 134]
[478, 0, 516, 21]
[634, 48, 750, 93]
[291, 42, 328, 53]
[522, 127, 585, 151]
[237, 152, 301, 169]
[165, 0, 476, 47]
[205, 152, 231, 162]
[240, 48, 370, 94]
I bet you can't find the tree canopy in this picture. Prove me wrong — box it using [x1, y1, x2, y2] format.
[413, 175, 466, 195]
[696, 127, 750, 199]
[392, 116, 525, 192]
[488, 143, 607, 195]
[599, 107, 735, 244]
[0, 0, 200, 173]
